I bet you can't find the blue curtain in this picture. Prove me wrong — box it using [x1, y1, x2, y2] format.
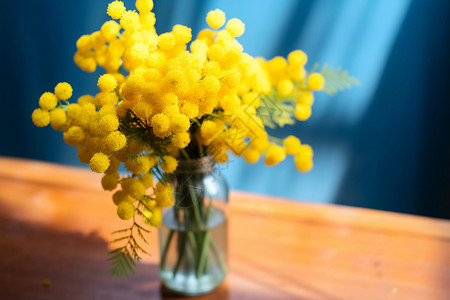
[1, 0, 449, 218]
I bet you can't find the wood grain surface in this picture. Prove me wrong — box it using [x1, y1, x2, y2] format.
[0, 157, 449, 300]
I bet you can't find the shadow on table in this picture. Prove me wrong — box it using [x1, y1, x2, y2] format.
[0, 208, 229, 300]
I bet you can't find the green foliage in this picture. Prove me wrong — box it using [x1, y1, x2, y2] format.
[312, 63, 360, 95]
[257, 94, 296, 129]
[108, 201, 153, 278]
[120, 110, 171, 154]
[108, 249, 136, 279]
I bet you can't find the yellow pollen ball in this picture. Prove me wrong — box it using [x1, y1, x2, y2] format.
[307, 73, 325, 91]
[170, 114, 190, 133]
[201, 76, 221, 94]
[100, 20, 121, 41]
[112, 190, 133, 205]
[243, 148, 260, 164]
[215, 30, 232, 42]
[220, 95, 240, 113]
[267, 56, 287, 76]
[54, 82, 73, 100]
[101, 172, 120, 191]
[151, 113, 171, 137]
[99, 104, 116, 116]
[135, 0, 154, 14]
[125, 155, 151, 175]
[49, 108, 67, 130]
[288, 50, 307, 67]
[206, 9, 226, 29]
[105, 131, 127, 152]
[295, 104, 312, 121]
[74, 52, 97, 73]
[200, 120, 217, 140]
[143, 68, 162, 82]
[139, 172, 154, 188]
[139, 12, 156, 28]
[161, 155, 178, 173]
[288, 65, 306, 82]
[90, 152, 110, 173]
[150, 207, 162, 227]
[63, 126, 86, 146]
[132, 101, 153, 119]
[107, 0, 126, 19]
[39, 92, 58, 111]
[294, 153, 313, 172]
[179, 102, 198, 119]
[78, 95, 94, 106]
[130, 42, 149, 62]
[105, 157, 121, 174]
[77, 147, 93, 164]
[127, 179, 146, 199]
[66, 104, 82, 122]
[264, 145, 286, 167]
[162, 106, 180, 120]
[117, 201, 135, 220]
[155, 182, 174, 207]
[120, 10, 140, 31]
[283, 136, 302, 155]
[113, 73, 125, 87]
[76, 35, 91, 53]
[158, 32, 176, 50]
[97, 74, 118, 92]
[172, 24, 192, 44]
[82, 102, 96, 115]
[31, 108, 50, 127]
[171, 132, 190, 149]
[197, 29, 215, 43]
[225, 18, 245, 37]
[277, 79, 294, 96]
[98, 114, 119, 135]
[297, 91, 314, 106]
[299, 144, 313, 158]
[161, 93, 179, 108]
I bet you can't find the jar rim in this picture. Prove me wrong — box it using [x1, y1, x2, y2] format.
[175, 155, 215, 174]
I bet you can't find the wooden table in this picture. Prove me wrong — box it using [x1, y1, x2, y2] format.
[0, 157, 449, 300]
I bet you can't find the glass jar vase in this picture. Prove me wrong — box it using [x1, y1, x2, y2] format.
[158, 156, 228, 295]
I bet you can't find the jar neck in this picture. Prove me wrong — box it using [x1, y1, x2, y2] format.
[175, 155, 215, 175]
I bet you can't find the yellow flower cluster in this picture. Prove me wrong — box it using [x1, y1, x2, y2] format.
[32, 83, 72, 127]
[32, 0, 327, 224]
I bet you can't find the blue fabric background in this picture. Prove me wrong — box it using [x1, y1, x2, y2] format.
[1, 0, 449, 218]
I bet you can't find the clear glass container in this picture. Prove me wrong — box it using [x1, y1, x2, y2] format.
[158, 156, 229, 295]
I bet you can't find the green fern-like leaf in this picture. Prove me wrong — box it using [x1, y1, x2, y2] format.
[109, 209, 152, 278]
[111, 236, 130, 244]
[108, 250, 136, 279]
[313, 63, 360, 95]
[120, 109, 172, 158]
[111, 228, 132, 235]
[257, 95, 296, 129]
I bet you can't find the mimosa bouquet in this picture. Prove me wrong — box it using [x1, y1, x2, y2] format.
[31, 0, 357, 283]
